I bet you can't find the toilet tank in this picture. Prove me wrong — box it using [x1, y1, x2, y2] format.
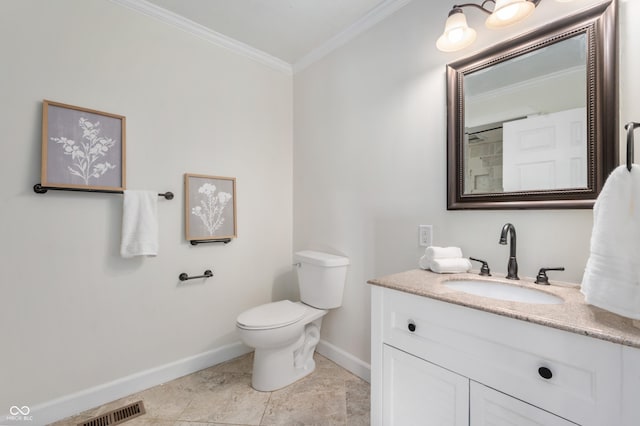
[294, 250, 350, 309]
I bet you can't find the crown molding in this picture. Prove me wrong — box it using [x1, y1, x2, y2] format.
[110, 0, 293, 75]
[293, 0, 414, 73]
[111, 0, 413, 76]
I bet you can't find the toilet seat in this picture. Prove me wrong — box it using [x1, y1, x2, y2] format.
[237, 300, 307, 330]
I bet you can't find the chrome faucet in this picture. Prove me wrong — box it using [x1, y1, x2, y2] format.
[499, 223, 519, 280]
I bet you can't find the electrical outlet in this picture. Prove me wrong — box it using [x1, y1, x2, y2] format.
[419, 225, 433, 247]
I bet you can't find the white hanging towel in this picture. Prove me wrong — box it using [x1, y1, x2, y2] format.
[120, 190, 159, 258]
[581, 164, 640, 319]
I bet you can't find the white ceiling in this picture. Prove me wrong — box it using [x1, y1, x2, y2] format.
[143, 0, 405, 66]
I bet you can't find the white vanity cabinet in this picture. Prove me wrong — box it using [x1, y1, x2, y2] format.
[371, 286, 626, 426]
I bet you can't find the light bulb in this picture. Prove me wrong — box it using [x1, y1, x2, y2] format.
[496, 4, 519, 21]
[436, 9, 477, 52]
[448, 28, 465, 43]
[486, 0, 535, 29]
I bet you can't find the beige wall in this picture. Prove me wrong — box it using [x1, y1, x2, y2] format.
[0, 0, 293, 416]
[294, 0, 638, 365]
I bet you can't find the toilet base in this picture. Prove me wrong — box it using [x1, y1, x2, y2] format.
[251, 318, 322, 391]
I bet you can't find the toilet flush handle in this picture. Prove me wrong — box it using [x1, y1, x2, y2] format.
[293, 262, 301, 268]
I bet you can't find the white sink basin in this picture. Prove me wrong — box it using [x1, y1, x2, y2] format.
[443, 280, 563, 304]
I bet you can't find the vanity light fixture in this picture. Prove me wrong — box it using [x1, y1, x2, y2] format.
[437, 0, 541, 52]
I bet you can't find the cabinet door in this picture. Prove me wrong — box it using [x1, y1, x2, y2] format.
[383, 345, 469, 426]
[470, 381, 577, 426]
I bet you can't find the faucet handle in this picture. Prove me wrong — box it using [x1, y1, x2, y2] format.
[535, 267, 565, 285]
[469, 257, 492, 276]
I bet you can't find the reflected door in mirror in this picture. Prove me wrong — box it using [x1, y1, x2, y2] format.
[502, 107, 587, 191]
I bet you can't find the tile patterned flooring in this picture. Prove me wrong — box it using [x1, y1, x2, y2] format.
[51, 353, 370, 426]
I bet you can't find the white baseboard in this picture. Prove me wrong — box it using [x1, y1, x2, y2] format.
[317, 339, 371, 383]
[13, 342, 251, 426]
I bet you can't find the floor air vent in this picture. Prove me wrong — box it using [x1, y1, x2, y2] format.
[77, 400, 145, 426]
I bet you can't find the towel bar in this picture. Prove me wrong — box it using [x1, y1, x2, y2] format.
[625, 121, 640, 171]
[179, 269, 213, 281]
[33, 184, 173, 199]
[190, 238, 232, 245]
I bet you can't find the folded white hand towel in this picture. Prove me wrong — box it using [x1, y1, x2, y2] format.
[430, 258, 472, 274]
[424, 246, 463, 263]
[582, 164, 640, 319]
[419, 246, 465, 270]
[421, 246, 462, 269]
[120, 190, 159, 258]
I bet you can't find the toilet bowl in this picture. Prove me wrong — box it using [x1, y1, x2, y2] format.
[235, 250, 349, 391]
[237, 300, 327, 391]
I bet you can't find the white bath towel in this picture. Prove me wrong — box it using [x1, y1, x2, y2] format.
[429, 258, 472, 274]
[120, 190, 158, 258]
[581, 164, 640, 319]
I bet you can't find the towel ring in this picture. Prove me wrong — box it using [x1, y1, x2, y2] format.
[625, 122, 640, 172]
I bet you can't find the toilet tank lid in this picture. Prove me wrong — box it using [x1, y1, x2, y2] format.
[294, 250, 350, 267]
[237, 300, 307, 329]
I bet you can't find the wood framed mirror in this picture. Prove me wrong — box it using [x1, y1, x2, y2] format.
[446, 0, 617, 210]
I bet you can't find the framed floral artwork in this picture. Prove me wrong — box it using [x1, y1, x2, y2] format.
[185, 173, 237, 242]
[41, 100, 126, 191]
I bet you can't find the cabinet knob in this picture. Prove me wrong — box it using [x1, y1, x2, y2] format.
[538, 366, 553, 379]
[407, 321, 416, 332]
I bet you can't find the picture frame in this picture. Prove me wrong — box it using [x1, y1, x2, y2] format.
[41, 100, 126, 191]
[185, 173, 237, 242]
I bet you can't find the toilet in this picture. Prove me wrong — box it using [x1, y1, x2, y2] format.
[236, 250, 349, 391]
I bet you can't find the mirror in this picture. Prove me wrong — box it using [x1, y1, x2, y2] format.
[446, 0, 617, 209]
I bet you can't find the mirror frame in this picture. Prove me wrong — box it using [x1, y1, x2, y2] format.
[446, 0, 617, 210]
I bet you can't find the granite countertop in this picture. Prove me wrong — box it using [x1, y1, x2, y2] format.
[367, 269, 640, 349]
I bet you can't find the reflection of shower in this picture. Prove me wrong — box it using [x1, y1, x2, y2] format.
[467, 125, 503, 143]
[467, 133, 485, 143]
[465, 124, 505, 194]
